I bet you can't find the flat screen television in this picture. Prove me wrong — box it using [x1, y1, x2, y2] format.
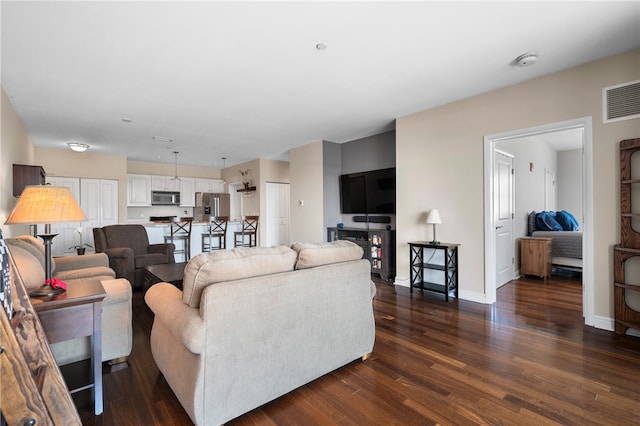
[340, 167, 396, 214]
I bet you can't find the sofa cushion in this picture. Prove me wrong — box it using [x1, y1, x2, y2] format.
[6, 243, 44, 291]
[182, 245, 297, 308]
[55, 266, 115, 281]
[291, 240, 364, 270]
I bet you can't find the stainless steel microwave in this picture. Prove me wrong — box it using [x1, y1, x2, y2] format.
[151, 191, 180, 206]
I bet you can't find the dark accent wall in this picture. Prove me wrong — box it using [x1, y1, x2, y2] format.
[340, 130, 396, 174]
[323, 141, 342, 237]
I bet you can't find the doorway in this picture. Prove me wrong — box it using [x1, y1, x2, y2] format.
[483, 117, 594, 326]
[265, 182, 290, 246]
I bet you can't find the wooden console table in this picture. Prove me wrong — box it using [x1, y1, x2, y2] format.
[31, 280, 107, 416]
[409, 241, 459, 300]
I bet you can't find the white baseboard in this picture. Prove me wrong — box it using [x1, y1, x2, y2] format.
[591, 315, 614, 332]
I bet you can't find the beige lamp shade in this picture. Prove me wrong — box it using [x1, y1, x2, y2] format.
[425, 209, 442, 225]
[5, 185, 86, 224]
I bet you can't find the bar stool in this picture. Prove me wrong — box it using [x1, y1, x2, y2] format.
[201, 216, 228, 252]
[234, 216, 259, 247]
[164, 217, 192, 262]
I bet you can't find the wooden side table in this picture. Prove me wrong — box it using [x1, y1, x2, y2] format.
[520, 237, 552, 281]
[31, 280, 107, 415]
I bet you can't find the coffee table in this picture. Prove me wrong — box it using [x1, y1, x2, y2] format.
[143, 262, 187, 292]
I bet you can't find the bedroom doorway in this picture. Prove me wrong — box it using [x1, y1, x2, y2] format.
[483, 117, 593, 326]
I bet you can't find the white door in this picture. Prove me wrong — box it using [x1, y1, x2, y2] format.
[494, 151, 514, 287]
[544, 169, 556, 211]
[265, 182, 290, 247]
[81, 179, 118, 251]
[45, 176, 81, 256]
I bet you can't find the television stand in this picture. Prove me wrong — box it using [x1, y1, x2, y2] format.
[327, 227, 395, 281]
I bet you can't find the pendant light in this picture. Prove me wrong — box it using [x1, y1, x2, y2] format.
[221, 157, 227, 183]
[171, 151, 181, 181]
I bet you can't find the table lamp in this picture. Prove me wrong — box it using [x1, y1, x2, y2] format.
[5, 185, 86, 297]
[426, 209, 441, 245]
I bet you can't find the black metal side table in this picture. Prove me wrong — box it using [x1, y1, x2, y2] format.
[408, 241, 459, 301]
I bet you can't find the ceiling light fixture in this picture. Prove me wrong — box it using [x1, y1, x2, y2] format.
[515, 52, 538, 67]
[171, 151, 181, 181]
[67, 142, 90, 152]
[316, 42, 327, 50]
[153, 136, 174, 142]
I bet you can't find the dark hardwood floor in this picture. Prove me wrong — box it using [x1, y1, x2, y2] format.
[78, 273, 640, 425]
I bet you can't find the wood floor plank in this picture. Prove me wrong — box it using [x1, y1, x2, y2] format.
[77, 273, 640, 425]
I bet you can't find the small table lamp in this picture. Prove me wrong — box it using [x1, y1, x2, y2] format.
[5, 185, 86, 297]
[426, 209, 442, 245]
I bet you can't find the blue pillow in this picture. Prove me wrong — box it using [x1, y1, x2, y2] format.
[535, 211, 563, 231]
[556, 210, 579, 231]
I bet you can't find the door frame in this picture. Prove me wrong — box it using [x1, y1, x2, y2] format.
[483, 117, 594, 326]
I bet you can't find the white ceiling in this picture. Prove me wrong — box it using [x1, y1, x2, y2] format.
[2, 1, 639, 168]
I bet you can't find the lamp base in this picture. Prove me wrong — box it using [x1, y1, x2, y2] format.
[29, 284, 65, 298]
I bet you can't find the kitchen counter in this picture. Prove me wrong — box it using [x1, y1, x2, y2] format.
[142, 221, 243, 260]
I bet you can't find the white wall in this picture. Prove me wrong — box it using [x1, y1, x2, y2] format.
[396, 49, 639, 322]
[557, 149, 583, 223]
[1, 86, 36, 237]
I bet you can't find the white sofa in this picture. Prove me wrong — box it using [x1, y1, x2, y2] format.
[6, 235, 133, 365]
[145, 240, 376, 425]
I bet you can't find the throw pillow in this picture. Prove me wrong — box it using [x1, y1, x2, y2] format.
[556, 210, 580, 231]
[535, 211, 563, 231]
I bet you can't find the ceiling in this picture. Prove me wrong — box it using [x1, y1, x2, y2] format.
[2, 1, 639, 168]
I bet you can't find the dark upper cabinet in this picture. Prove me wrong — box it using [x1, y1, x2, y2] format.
[13, 164, 46, 197]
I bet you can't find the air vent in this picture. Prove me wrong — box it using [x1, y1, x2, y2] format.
[603, 80, 640, 123]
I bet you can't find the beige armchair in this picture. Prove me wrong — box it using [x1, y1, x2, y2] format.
[6, 235, 132, 365]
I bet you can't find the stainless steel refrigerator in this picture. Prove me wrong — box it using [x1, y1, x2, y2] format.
[194, 192, 230, 221]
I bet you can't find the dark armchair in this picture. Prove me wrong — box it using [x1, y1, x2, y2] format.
[93, 224, 175, 288]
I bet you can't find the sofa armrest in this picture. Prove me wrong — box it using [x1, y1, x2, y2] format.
[54, 253, 109, 272]
[145, 283, 204, 354]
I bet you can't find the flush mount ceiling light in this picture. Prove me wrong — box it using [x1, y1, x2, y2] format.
[515, 52, 538, 67]
[316, 42, 327, 50]
[152, 136, 174, 142]
[67, 142, 90, 152]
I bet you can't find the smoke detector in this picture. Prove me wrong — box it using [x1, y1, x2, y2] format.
[515, 52, 538, 67]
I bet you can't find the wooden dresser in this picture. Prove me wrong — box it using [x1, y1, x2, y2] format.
[520, 237, 552, 281]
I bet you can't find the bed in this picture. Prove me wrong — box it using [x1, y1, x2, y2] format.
[528, 211, 582, 271]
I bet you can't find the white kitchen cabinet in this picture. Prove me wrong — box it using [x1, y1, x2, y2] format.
[151, 175, 181, 192]
[128, 174, 152, 206]
[195, 178, 225, 194]
[180, 177, 196, 207]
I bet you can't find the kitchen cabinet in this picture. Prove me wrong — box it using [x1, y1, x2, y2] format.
[180, 177, 196, 207]
[127, 174, 152, 206]
[195, 178, 225, 194]
[151, 175, 181, 192]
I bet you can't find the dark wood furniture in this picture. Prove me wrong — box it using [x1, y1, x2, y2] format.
[202, 216, 228, 252]
[3, 254, 81, 425]
[408, 241, 459, 300]
[143, 262, 187, 291]
[164, 217, 193, 262]
[13, 163, 46, 196]
[328, 227, 396, 280]
[30, 280, 107, 416]
[520, 237, 552, 281]
[614, 137, 640, 334]
[234, 215, 259, 247]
